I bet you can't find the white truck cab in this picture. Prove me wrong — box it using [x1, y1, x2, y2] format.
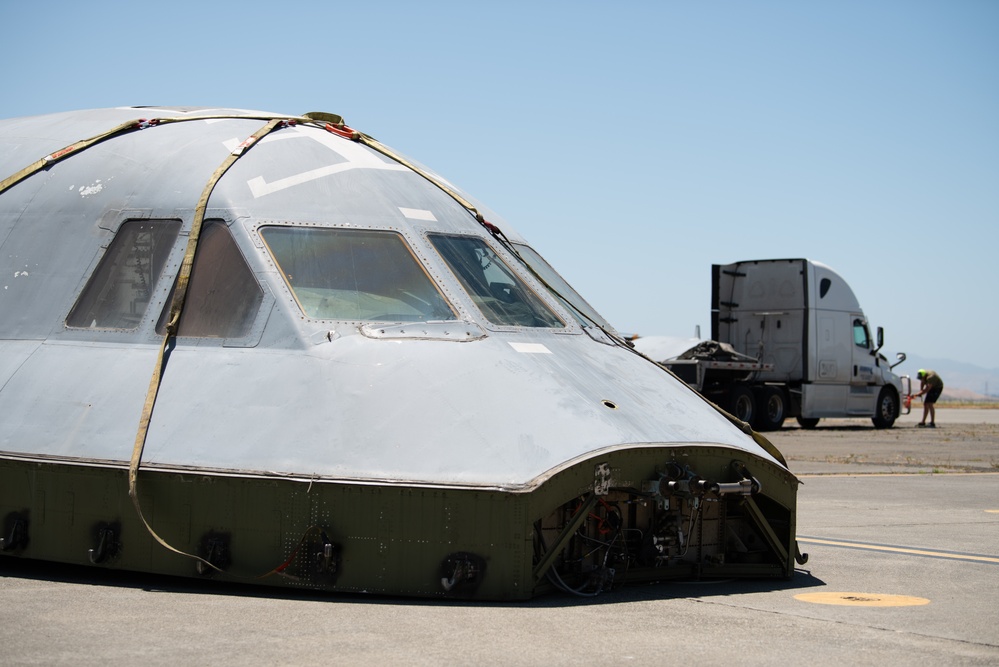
[712, 258, 907, 429]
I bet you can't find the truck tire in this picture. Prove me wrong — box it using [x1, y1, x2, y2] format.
[796, 417, 820, 429]
[725, 386, 755, 424]
[753, 386, 787, 431]
[872, 387, 899, 429]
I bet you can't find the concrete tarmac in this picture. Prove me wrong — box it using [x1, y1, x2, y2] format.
[2, 408, 998, 665]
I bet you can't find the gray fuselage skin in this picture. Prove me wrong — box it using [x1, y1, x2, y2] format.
[0, 107, 798, 599]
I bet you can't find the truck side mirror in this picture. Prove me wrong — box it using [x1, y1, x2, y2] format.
[875, 326, 884, 353]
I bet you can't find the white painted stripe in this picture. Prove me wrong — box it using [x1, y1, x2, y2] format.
[399, 207, 437, 221]
[509, 342, 552, 354]
[246, 129, 409, 197]
[798, 537, 999, 564]
[248, 162, 409, 197]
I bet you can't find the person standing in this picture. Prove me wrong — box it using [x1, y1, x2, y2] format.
[914, 369, 944, 427]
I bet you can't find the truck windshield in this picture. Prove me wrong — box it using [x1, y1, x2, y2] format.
[261, 227, 456, 322]
[428, 235, 564, 328]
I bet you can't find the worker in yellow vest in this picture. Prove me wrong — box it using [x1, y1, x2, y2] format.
[914, 369, 944, 428]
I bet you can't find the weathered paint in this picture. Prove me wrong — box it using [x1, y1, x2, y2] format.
[0, 107, 800, 599]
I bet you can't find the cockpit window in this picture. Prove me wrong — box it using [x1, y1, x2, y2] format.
[260, 227, 456, 322]
[67, 219, 181, 330]
[511, 243, 613, 330]
[428, 234, 564, 328]
[157, 221, 263, 338]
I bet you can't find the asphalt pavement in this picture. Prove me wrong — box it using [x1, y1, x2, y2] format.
[2, 408, 997, 666]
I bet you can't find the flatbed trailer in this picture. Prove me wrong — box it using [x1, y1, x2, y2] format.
[660, 346, 775, 427]
[635, 259, 908, 431]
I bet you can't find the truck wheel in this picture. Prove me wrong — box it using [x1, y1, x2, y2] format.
[796, 417, 820, 429]
[725, 386, 755, 424]
[753, 386, 787, 431]
[872, 387, 898, 429]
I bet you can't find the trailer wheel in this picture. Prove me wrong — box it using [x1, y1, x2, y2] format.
[796, 417, 820, 429]
[725, 386, 755, 424]
[872, 387, 898, 429]
[753, 386, 787, 431]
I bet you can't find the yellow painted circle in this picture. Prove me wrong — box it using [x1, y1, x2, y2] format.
[794, 592, 930, 607]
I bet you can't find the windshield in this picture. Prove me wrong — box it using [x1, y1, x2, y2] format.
[261, 227, 456, 322]
[511, 243, 614, 331]
[428, 235, 564, 328]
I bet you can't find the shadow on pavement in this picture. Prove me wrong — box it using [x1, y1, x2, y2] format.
[0, 555, 824, 609]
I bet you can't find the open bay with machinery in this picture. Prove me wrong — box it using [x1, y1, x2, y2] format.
[2, 408, 996, 666]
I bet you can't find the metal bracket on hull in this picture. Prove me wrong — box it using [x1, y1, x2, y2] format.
[88, 523, 120, 564]
[440, 552, 487, 594]
[195, 534, 231, 576]
[315, 531, 338, 575]
[593, 463, 611, 496]
[359, 321, 486, 342]
[0, 514, 27, 552]
[532, 493, 598, 583]
[738, 496, 789, 569]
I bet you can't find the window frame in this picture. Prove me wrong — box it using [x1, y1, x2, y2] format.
[426, 232, 569, 331]
[852, 318, 871, 349]
[510, 242, 613, 331]
[156, 220, 267, 341]
[65, 218, 183, 332]
[259, 224, 459, 324]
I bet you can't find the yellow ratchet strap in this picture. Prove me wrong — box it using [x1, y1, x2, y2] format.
[320, 118, 634, 345]
[0, 119, 149, 196]
[0, 113, 311, 198]
[0, 109, 347, 578]
[128, 117, 293, 576]
[302, 112, 489, 225]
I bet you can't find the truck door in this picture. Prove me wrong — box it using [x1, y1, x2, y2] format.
[808, 313, 848, 416]
[848, 317, 879, 414]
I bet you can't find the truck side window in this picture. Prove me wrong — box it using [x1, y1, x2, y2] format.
[66, 220, 181, 330]
[853, 319, 870, 349]
[260, 226, 456, 322]
[429, 234, 564, 328]
[157, 221, 263, 338]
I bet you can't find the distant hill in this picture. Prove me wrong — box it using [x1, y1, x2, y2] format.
[895, 354, 999, 401]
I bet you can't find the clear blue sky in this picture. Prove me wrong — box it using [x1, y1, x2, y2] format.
[3, 1, 997, 368]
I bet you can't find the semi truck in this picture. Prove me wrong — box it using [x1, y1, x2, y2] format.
[633, 258, 909, 431]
